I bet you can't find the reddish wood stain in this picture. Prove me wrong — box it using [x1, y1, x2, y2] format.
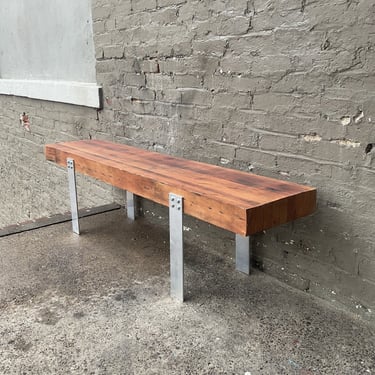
[45, 140, 316, 236]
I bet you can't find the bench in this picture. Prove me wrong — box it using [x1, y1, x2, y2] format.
[45, 140, 316, 301]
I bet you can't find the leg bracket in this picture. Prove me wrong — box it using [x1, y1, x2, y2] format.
[235, 234, 250, 274]
[67, 158, 80, 235]
[126, 191, 136, 221]
[169, 193, 184, 302]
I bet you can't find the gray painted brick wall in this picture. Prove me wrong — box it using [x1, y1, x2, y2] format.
[0, 97, 113, 225]
[1, 0, 374, 319]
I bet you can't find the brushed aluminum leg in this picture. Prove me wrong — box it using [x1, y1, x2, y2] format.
[67, 158, 80, 235]
[236, 234, 250, 274]
[126, 191, 136, 221]
[169, 193, 184, 302]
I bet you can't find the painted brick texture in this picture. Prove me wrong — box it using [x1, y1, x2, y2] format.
[91, 0, 375, 317]
[1, 0, 374, 319]
[0, 97, 113, 225]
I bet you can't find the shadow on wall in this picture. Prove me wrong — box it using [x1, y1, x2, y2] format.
[254, 198, 374, 319]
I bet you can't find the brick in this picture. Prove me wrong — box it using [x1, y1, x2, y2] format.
[105, 19, 116, 32]
[180, 89, 212, 106]
[320, 96, 360, 121]
[95, 47, 104, 59]
[132, 0, 156, 13]
[173, 104, 197, 120]
[156, 89, 181, 103]
[93, 20, 105, 34]
[171, 41, 192, 57]
[178, 3, 211, 23]
[302, 138, 364, 164]
[232, 111, 307, 135]
[123, 73, 146, 87]
[251, 55, 292, 77]
[188, 120, 223, 141]
[153, 102, 179, 117]
[256, 258, 311, 292]
[157, 0, 186, 7]
[116, 59, 142, 73]
[208, 0, 249, 14]
[145, 73, 175, 90]
[213, 92, 252, 109]
[235, 147, 277, 170]
[258, 133, 300, 153]
[97, 72, 119, 86]
[193, 39, 227, 57]
[103, 45, 124, 58]
[276, 154, 332, 180]
[123, 99, 155, 115]
[205, 141, 237, 161]
[253, 93, 300, 114]
[216, 15, 250, 36]
[273, 28, 324, 55]
[92, 5, 112, 20]
[158, 58, 188, 74]
[220, 55, 250, 74]
[161, 56, 219, 75]
[152, 8, 178, 24]
[174, 74, 202, 88]
[116, 13, 151, 30]
[222, 124, 259, 148]
[130, 42, 173, 59]
[131, 25, 160, 43]
[271, 72, 328, 95]
[115, 1, 132, 16]
[205, 75, 271, 93]
[251, 5, 305, 32]
[140, 60, 159, 73]
[228, 32, 275, 56]
[124, 87, 156, 101]
[93, 32, 112, 47]
[210, 107, 235, 123]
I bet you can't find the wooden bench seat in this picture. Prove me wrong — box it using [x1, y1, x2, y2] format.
[45, 140, 316, 301]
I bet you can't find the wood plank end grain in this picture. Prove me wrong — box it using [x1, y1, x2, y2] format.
[44, 144, 58, 163]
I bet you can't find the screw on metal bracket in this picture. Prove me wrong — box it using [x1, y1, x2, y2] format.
[67, 159, 74, 170]
[169, 193, 183, 211]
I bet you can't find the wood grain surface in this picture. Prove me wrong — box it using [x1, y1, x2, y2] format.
[45, 140, 316, 235]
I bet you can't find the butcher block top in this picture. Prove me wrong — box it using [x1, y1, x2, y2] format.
[45, 140, 316, 236]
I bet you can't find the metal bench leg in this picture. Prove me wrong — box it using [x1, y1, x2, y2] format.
[236, 234, 250, 274]
[67, 158, 80, 235]
[169, 193, 184, 302]
[126, 191, 136, 221]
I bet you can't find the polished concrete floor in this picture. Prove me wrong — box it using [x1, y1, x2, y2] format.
[0, 209, 374, 374]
